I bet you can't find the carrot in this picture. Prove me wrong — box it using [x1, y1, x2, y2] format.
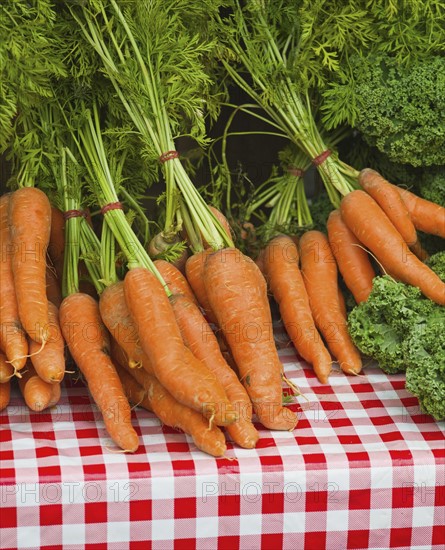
[98, 281, 152, 371]
[0, 194, 28, 371]
[337, 287, 347, 320]
[326, 209, 376, 303]
[111, 341, 227, 457]
[47, 382, 61, 409]
[18, 362, 55, 411]
[262, 235, 332, 383]
[393, 185, 445, 239]
[46, 266, 63, 308]
[59, 292, 139, 452]
[203, 247, 298, 431]
[299, 231, 363, 375]
[170, 293, 259, 449]
[340, 190, 445, 306]
[48, 206, 65, 282]
[409, 239, 430, 262]
[29, 301, 65, 384]
[8, 187, 51, 343]
[185, 249, 218, 325]
[0, 352, 14, 383]
[124, 267, 237, 426]
[359, 168, 418, 245]
[154, 259, 199, 306]
[0, 380, 10, 411]
[114, 361, 148, 408]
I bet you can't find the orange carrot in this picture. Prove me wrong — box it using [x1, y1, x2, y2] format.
[124, 267, 237, 426]
[46, 265, 63, 308]
[59, 293, 139, 452]
[341, 190, 445, 306]
[111, 341, 227, 457]
[18, 362, 55, 412]
[48, 206, 65, 282]
[154, 259, 198, 306]
[0, 380, 10, 411]
[114, 361, 148, 408]
[326, 209, 376, 303]
[337, 287, 347, 320]
[299, 231, 363, 375]
[0, 352, 14, 383]
[29, 301, 65, 384]
[0, 194, 28, 371]
[393, 185, 445, 239]
[185, 249, 218, 324]
[359, 168, 418, 245]
[47, 382, 61, 409]
[8, 187, 51, 343]
[98, 281, 152, 372]
[170, 293, 259, 449]
[203, 247, 298, 431]
[262, 235, 332, 383]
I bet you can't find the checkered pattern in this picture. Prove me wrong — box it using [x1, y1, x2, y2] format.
[1, 340, 444, 550]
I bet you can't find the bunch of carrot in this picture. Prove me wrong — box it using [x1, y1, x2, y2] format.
[252, 168, 445, 384]
[0, 180, 300, 455]
[0, 188, 65, 413]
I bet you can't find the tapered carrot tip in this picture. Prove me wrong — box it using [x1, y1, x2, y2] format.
[255, 404, 298, 431]
[226, 422, 260, 449]
[193, 426, 227, 457]
[340, 361, 362, 375]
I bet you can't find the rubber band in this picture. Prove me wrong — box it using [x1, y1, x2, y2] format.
[287, 166, 305, 178]
[159, 150, 179, 163]
[101, 202, 123, 215]
[64, 209, 87, 220]
[312, 149, 332, 166]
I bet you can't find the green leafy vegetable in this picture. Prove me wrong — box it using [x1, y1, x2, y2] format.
[348, 255, 445, 421]
[324, 55, 445, 167]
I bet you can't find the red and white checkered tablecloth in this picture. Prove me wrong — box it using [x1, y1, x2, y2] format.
[1, 342, 444, 550]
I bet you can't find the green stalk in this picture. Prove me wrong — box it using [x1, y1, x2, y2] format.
[217, 3, 358, 206]
[61, 147, 80, 297]
[67, 103, 172, 295]
[79, 219, 106, 295]
[72, 0, 233, 251]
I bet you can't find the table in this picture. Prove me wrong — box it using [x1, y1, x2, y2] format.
[1, 342, 444, 550]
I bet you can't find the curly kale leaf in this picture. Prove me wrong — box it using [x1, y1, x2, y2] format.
[404, 307, 445, 421]
[348, 259, 445, 420]
[425, 251, 445, 283]
[347, 276, 429, 373]
[417, 167, 445, 207]
[323, 55, 445, 167]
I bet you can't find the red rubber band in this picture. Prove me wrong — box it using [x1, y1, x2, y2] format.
[101, 202, 123, 215]
[64, 209, 87, 221]
[287, 166, 305, 178]
[159, 150, 179, 163]
[312, 149, 332, 166]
